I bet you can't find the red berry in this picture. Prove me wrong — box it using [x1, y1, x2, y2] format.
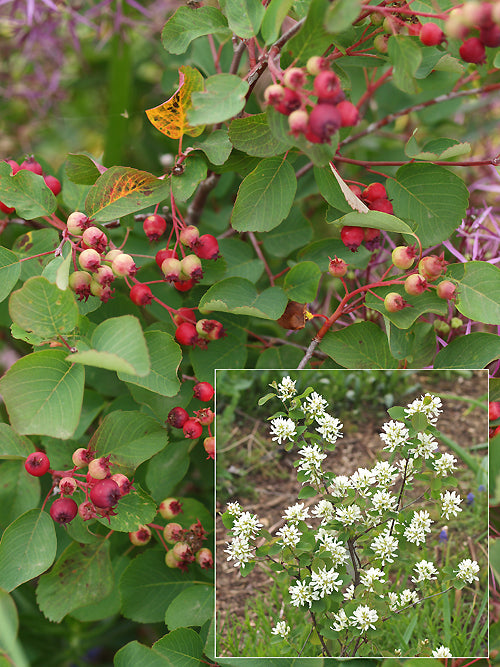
[313, 70, 340, 101]
[392, 246, 416, 270]
[194, 408, 214, 425]
[419, 22, 445, 46]
[384, 292, 407, 312]
[404, 273, 428, 295]
[130, 283, 153, 306]
[0, 201, 15, 214]
[90, 478, 121, 509]
[196, 547, 214, 569]
[275, 88, 302, 116]
[50, 497, 78, 524]
[491, 425, 500, 439]
[459, 37, 486, 63]
[82, 226, 108, 253]
[167, 406, 190, 429]
[340, 225, 364, 251]
[129, 525, 152, 546]
[194, 234, 219, 260]
[369, 198, 394, 214]
[143, 214, 167, 241]
[349, 184, 363, 198]
[43, 174, 61, 196]
[336, 100, 359, 127]
[19, 157, 43, 175]
[183, 418, 203, 439]
[307, 104, 341, 142]
[436, 280, 456, 300]
[25, 451, 50, 477]
[489, 402, 500, 422]
[363, 227, 380, 243]
[156, 248, 178, 269]
[175, 322, 198, 347]
[173, 278, 194, 292]
[203, 436, 215, 460]
[193, 381, 214, 402]
[362, 182, 387, 202]
[179, 225, 200, 248]
[328, 256, 348, 277]
[173, 308, 197, 326]
[159, 497, 183, 519]
[408, 22, 422, 36]
[480, 24, 500, 48]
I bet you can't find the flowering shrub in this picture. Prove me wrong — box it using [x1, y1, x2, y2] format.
[221, 376, 486, 658]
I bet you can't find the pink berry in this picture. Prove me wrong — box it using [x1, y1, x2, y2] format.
[173, 278, 194, 292]
[4, 159, 20, 174]
[130, 283, 153, 306]
[159, 498, 183, 520]
[203, 436, 215, 460]
[193, 234, 219, 260]
[193, 381, 214, 402]
[328, 256, 348, 277]
[78, 500, 97, 521]
[480, 24, 500, 48]
[93, 265, 115, 287]
[288, 109, 309, 136]
[110, 473, 133, 496]
[72, 447, 94, 468]
[392, 246, 416, 270]
[19, 157, 43, 175]
[194, 408, 214, 426]
[90, 478, 121, 508]
[67, 211, 91, 235]
[196, 548, 214, 569]
[163, 522, 184, 543]
[183, 418, 203, 439]
[180, 254, 203, 282]
[307, 104, 341, 142]
[44, 174, 62, 196]
[418, 254, 447, 281]
[79, 248, 101, 272]
[179, 225, 200, 248]
[459, 37, 486, 63]
[313, 70, 340, 101]
[172, 541, 192, 561]
[88, 456, 112, 480]
[82, 226, 108, 254]
[337, 100, 359, 127]
[90, 280, 113, 303]
[264, 84, 285, 105]
[68, 271, 92, 301]
[340, 226, 364, 252]
[175, 322, 198, 347]
[129, 525, 152, 546]
[404, 273, 428, 295]
[50, 497, 78, 524]
[111, 253, 137, 277]
[363, 227, 380, 244]
[436, 280, 457, 300]
[384, 292, 407, 312]
[105, 249, 122, 263]
[368, 198, 393, 214]
[306, 56, 328, 76]
[161, 257, 182, 282]
[156, 248, 178, 268]
[195, 319, 226, 341]
[167, 406, 190, 429]
[275, 88, 302, 116]
[25, 451, 50, 477]
[59, 476, 78, 495]
[143, 214, 167, 241]
[283, 67, 306, 89]
[419, 22, 445, 46]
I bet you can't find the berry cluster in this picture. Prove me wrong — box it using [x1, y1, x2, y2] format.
[446, 1, 500, 63]
[173, 307, 225, 350]
[490, 401, 500, 439]
[167, 381, 215, 459]
[24, 447, 133, 525]
[341, 182, 394, 252]
[1, 157, 61, 214]
[264, 57, 359, 144]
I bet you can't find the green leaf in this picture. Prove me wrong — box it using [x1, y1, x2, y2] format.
[192, 129, 232, 165]
[387, 35, 422, 94]
[0, 589, 28, 667]
[283, 262, 321, 302]
[324, 0, 362, 33]
[0, 424, 33, 459]
[9, 276, 78, 338]
[0, 510, 56, 592]
[88, 410, 168, 475]
[405, 133, 471, 161]
[261, 0, 293, 44]
[0, 462, 40, 533]
[231, 157, 297, 232]
[36, 540, 113, 622]
[190, 325, 248, 382]
[386, 164, 469, 247]
[65, 153, 104, 185]
[319, 322, 397, 368]
[42, 243, 72, 291]
[365, 284, 448, 329]
[0, 247, 21, 303]
[434, 333, 500, 369]
[165, 585, 213, 629]
[117, 330, 181, 396]
[328, 210, 418, 240]
[314, 165, 354, 213]
[96, 485, 157, 532]
[171, 154, 207, 202]
[0, 163, 56, 219]
[229, 114, 291, 157]
[287, 0, 334, 63]
[198, 277, 287, 320]
[187, 74, 249, 126]
[219, 238, 264, 282]
[13, 228, 59, 280]
[120, 550, 195, 623]
[387, 321, 435, 367]
[70, 554, 129, 622]
[0, 349, 84, 438]
[262, 206, 312, 259]
[85, 166, 171, 222]
[115, 629, 204, 667]
[256, 345, 304, 369]
[67, 315, 150, 376]
[446, 261, 500, 325]
[145, 441, 190, 501]
[219, 0, 265, 38]
[161, 6, 230, 54]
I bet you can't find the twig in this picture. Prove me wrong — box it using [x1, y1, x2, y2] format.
[185, 172, 220, 227]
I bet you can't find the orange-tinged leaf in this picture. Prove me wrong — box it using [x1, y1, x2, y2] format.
[145, 65, 205, 139]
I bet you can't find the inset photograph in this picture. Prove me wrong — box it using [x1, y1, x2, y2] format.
[215, 369, 488, 659]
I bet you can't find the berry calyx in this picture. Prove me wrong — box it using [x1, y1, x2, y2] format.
[129, 525, 152, 546]
[195, 319, 226, 340]
[283, 67, 306, 89]
[93, 265, 115, 287]
[79, 248, 101, 272]
[159, 498, 183, 520]
[404, 273, 428, 295]
[175, 322, 198, 347]
[44, 174, 62, 196]
[78, 500, 97, 521]
[436, 280, 457, 300]
[307, 104, 341, 142]
[130, 283, 153, 306]
[90, 478, 121, 508]
[193, 381, 214, 402]
[264, 84, 285, 105]
[193, 234, 219, 260]
[50, 497, 78, 525]
[459, 37, 486, 63]
[195, 548, 214, 570]
[194, 408, 214, 426]
[183, 418, 203, 439]
[384, 292, 408, 313]
[392, 245, 416, 270]
[25, 451, 50, 477]
[88, 456, 112, 480]
[110, 473, 133, 496]
[167, 406, 190, 429]
[340, 226, 364, 252]
[172, 541, 192, 562]
[163, 522, 184, 543]
[204, 436, 215, 459]
[419, 22, 445, 46]
[143, 214, 167, 241]
[59, 476, 78, 495]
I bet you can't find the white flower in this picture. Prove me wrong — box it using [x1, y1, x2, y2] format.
[302, 391, 328, 418]
[405, 393, 442, 425]
[225, 536, 254, 568]
[370, 461, 398, 487]
[226, 501, 242, 516]
[335, 504, 363, 526]
[379, 420, 409, 451]
[310, 566, 343, 597]
[331, 608, 349, 631]
[343, 584, 355, 600]
[371, 530, 399, 565]
[440, 490, 463, 520]
[432, 646, 452, 658]
[404, 510, 433, 546]
[434, 452, 457, 477]
[282, 502, 310, 523]
[288, 580, 319, 607]
[350, 605, 379, 631]
[360, 567, 386, 592]
[399, 589, 419, 607]
[297, 444, 327, 473]
[271, 620, 290, 638]
[412, 559, 438, 583]
[276, 524, 302, 548]
[455, 558, 480, 584]
[277, 376, 297, 401]
[311, 499, 335, 524]
[316, 531, 349, 565]
[270, 416, 297, 444]
[371, 489, 398, 513]
[409, 432, 438, 459]
[231, 511, 263, 538]
[330, 475, 352, 497]
[387, 591, 398, 611]
[315, 413, 343, 444]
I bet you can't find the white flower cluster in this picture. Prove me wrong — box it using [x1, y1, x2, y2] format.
[440, 490, 463, 520]
[276, 376, 297, 401]
[379, 420, 409, 451]
[271, 620, 290, 638]
[300, 391, 344, 445]
[225, 508, 263, 568]
[387, 589, 419, 611]
[404, 510, 433, 546]
[297, 443, 327, 486]
[405, 393, 442, 425]
[270, 416, 297, 444]
[331, 605, 379, 632]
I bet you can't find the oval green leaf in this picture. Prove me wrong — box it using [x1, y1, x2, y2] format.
[161, 6, 230, 55]
[319, 321, 398, 368]
[187, 74, 249, 126]
[165, 585, 213, 629]
[198, 277, 287, 320]
[0, 247, 21, 303]
[446, 261, 500, 325]
[434, 333, 500, 369]
[283, 261, 322, 303]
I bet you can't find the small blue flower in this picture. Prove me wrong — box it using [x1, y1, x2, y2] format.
[466, 492, 475, 506]
[439, 527, 448, 543]
[478, 485, 485, 492]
